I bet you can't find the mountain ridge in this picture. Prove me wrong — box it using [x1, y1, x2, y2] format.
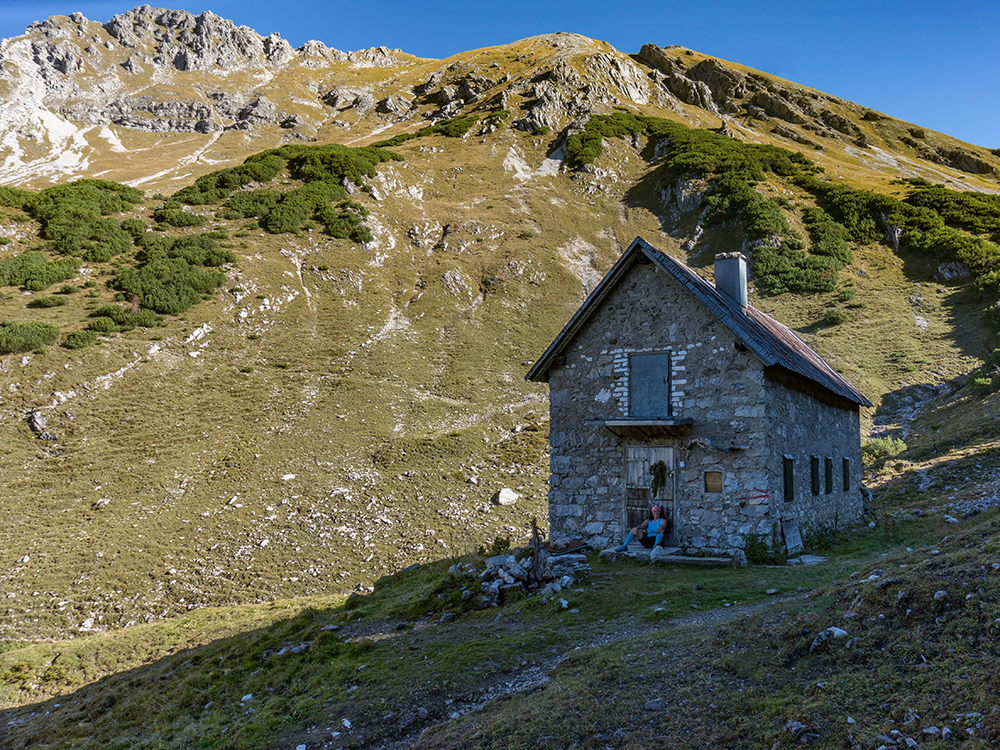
[2, 7, 998, 193]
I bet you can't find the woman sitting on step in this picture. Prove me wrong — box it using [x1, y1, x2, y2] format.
[614, 504, 669, 551]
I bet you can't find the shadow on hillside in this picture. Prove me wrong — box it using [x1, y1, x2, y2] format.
[0, 587, 377, 748]
[871, 381, 953, 435]
[866, 439, 1000, 515]
[0, 612, 311, 747]
[617, 147, 705, 258]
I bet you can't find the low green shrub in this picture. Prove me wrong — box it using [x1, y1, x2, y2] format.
[824, 309, 849, 326]
[219, 189, 282, 220]
[26, 181, 142, 256]
[862, 436, 907, 461]
[111, 262, 225, 315]
[171, 154, 285, 205]
[753, 244, 839, 296]
[91, 305, 163, 329]
[27, 295, 68, 308]
[742, 533, 787, 565]
[0, 252, 80, 291]
[23, 258, 80, 292]
[0, 321, 60, 354]
[137, 233, 235, 267]
[803, 206, 853, 266]
[0, 185, 34, 209]
[372, 116, 478, 148]
[905, 185, 1000, 239]
[120, 217, 147, 239]
[111, 231, 230, 315]
[88, 316, 120, 333]
[61, 329, 97, 349]
[260, 197, 311, 234]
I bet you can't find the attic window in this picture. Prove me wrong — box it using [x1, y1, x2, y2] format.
[629, 352, 672, 418]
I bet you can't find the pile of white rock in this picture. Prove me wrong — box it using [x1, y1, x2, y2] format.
[450, 549, 592, 608]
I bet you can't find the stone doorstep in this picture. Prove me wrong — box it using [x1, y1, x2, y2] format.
[625, 544, 733, 566]
[787, 554, 827, 565]
[625, 544, 681, 556]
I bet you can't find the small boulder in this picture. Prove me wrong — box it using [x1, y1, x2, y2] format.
[492, 488, 520, 506]
[810, 626, 848, 652]
[650, 546, 671, 562]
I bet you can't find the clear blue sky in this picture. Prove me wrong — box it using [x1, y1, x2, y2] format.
[2, 0, 998, 149]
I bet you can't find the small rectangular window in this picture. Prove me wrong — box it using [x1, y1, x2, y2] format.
[810, 456, 820, 496]
[704, 471, 723, 493]
[783, 457, 794, 502]
[842, 458, 851, 492]
[825, 457, 833, 494]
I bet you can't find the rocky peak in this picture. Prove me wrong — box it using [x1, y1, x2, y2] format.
[1, 9, 995, 191]
[102, 6, 274, 70]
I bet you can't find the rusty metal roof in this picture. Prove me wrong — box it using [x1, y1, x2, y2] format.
[526, 236, 872, 408]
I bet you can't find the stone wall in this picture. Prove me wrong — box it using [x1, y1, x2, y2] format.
[545, 259, 864, 560]
[548, 261, 770, 554]
[763, 373, 864, 535]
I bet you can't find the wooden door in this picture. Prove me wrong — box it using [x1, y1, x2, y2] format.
[624, 445, 674, 542]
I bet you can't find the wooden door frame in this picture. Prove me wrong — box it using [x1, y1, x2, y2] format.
[624, 444, 676, 545]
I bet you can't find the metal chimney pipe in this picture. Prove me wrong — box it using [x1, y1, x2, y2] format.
[714, 252, 748, 308]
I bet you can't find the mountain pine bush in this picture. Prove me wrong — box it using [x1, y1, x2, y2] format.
[90, 305, 163, 329]
[0, 321, 60, 354]
[172, 154, 285, 205]
[27, 295, 68, 308]
[26, 180, 143, 256]
[152, 207, 206, 228]
[61, 329, 98, 349]
[1, 252, 82, 291]
[171, 142, 394, 240]
[112, 232, 231, 314]
[371, 115, 479, 148]
[88, 316, 120, 333]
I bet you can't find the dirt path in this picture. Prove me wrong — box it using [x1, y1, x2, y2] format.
[362, 593, 798, 750]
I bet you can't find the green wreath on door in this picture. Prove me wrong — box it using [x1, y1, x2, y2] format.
[650, 460, 668, 497]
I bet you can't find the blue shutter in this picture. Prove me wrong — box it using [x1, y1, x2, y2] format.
[629, 352, 671, 418]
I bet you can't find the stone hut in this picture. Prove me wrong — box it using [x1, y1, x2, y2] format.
[526, 237, 873, 560]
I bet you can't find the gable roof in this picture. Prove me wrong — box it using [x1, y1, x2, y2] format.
[526, 236, 873, 408]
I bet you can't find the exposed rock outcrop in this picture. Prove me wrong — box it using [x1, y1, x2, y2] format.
[0, 9, 995, 189]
